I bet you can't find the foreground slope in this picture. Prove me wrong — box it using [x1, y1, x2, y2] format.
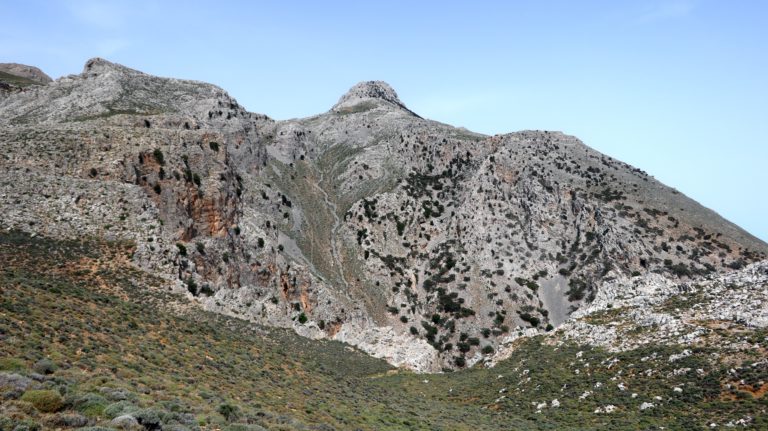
[0, 59, 766, 370]
[1, 231, 766, 430]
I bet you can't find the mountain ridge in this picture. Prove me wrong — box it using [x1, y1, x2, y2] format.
[0, 58, 766, 372]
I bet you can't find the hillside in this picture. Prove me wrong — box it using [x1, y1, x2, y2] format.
[0, 63, 51, 99]
[1, 231, 766, 430]
[0, 58, 766, 375]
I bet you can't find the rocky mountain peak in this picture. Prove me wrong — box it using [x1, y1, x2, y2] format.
[82, 57, 139, 76]
[332, 80, 407, 111]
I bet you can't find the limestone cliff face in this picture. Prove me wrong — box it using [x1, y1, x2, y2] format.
[1, 59, 765, 371]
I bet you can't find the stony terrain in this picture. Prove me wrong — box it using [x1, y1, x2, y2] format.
[1, 58, 766, 373]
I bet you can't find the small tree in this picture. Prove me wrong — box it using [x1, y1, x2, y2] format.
[153, 148, 165, 165]
[217, 403, 239, 422]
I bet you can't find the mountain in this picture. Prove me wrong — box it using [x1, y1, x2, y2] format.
[0, 63, 52, 84]
[1, 58, 766, 373]
[1, 58, 767, 430]
[0, 63, 52, 99]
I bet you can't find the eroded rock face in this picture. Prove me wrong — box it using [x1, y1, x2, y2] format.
[1, 59, 766, 371]
[563, 261, 768, 350]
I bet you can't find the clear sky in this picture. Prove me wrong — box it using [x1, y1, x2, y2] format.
[2, 1, 766, 242]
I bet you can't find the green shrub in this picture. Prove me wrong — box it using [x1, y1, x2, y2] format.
[73, 393, 107, 417]
[153, 148, 165, 165]
[0, 357, 25, 371]
[104, 400, 138, 419]
[132, 408, 165, 429]
[3, 418, 40, 431]
[297, 313, 308, 324]
[519, 312, 540, 327]
[186, 277, 198, 295]
[218, 403, 240, 422]
[21, 390, 64, 413]
[200, 284, 214, 296]
[481, 345, 494, 354]
[32, 359, 58, 374]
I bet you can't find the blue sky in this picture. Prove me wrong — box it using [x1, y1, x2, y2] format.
[2, 1, 766, 242]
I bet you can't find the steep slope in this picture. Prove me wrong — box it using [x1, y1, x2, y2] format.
[0, 59, 765, 371]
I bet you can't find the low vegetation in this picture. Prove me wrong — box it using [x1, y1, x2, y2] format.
[1, 231, 766, 430]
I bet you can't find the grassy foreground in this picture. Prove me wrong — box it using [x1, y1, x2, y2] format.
[1, 231, 765, 430]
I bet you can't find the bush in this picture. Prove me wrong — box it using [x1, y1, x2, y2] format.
[218, 403, 240, 422]
[104, 400, 138, 419]
[73, 393, 107, 417]
[21, 390, 64, 413]
[32, 358, 57, 375]
[0, 357, 25, 371]
[153, 148, 165, 165]
[44, 413, 88, 428]
[132, 408, 164, 429]
[3, 418, 40, 431]
[186, 277, 198, 295]
[566, 278, 588, 301]
[176, 243, 187, 256]
[519, 312, 540, 327]
[297, 313, 308, 324]
[481, 345, 494, 354]
[200, 284, 214, 296]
